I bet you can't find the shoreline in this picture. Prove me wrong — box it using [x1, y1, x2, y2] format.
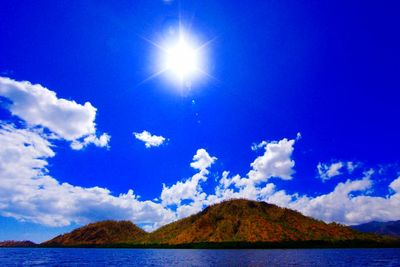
[4, 240, 399, 249]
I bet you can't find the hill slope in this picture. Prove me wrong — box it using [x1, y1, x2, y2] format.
[0, 240, 36, 247]
[143, 199, 378, 245]
[42, 220, 147, 246]
[351, 221, 400, 238]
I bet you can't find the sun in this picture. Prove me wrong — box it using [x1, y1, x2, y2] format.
[139, 26, 214, 87]
[164, 38, 198, 81]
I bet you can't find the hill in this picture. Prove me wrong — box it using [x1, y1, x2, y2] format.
[41, 200, 397, 248]
[143, 199, 380, 245]
[351, 221, 400, 238]
[0, 240, 36, 247]
[42, 220, 147, 246]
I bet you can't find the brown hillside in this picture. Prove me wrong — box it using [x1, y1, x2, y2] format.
[0, 240, 36, 247]
[42, 220, 147, 246]
[143, 199, 377, 244]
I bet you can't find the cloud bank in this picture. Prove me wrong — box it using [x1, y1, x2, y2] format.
[159, 137, 400, 226]
[0, 123, 174, 227]
[0, 76, 399, 231]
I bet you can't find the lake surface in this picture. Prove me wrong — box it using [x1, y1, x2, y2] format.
[0, 248, 399, 266]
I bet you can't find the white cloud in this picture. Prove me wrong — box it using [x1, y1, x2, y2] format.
[0, 123, 174, 229]
[296, 132, 302, 141]
[288, 175, 400, 225]
[0, 83, 399, 232]
[0, 77, 176, 230]
[160, 172, 207, 207]
[346, 161, 360, 173]
[209, 167, 400, 226]
[133, 130, 166, 148]
[0, 77, 110, 149]
[70, 133, 111, 150]
[157, 136, 400, 226]
[208, 153, 400, 225]
[317, 162, 344, 181]
[390, 177, 400, 192]
[160, 137, 297, 219]
[317, 161, 360, 181]
[160, 149, 215, 218]
[247, 138, 296, 182]
[251, 141, 267, 151]
[190, 148, 217, 171]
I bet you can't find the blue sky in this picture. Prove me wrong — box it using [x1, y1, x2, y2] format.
[0, 0, 399, 242]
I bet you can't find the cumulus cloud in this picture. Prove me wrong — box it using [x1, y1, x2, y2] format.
[190, 148, 217, 171]
[209, 153, 400, 225]
[208, 168, 400, 226]
[317, 161, 359, 181]
[0, 77, 110, 149]
[390, 177, 400, 192]
[160, 149, 216, 218]
[251, 141, 267, 151]
[0, 123, 399, 229]
[205, 137, 298, 204]
[133, 130, 166, 148]
[317, 162, 344, 181]
[346, 161, 358, 173]
[70, 133, 111, 150]
[0, 123, 174, 229]
[0, 79, 399, 231]
[247, 138, 296, 182]
[160, 137, 297, 219]
[0, 77, 176, 230]
[157, 136, 400, 226]
[288, 175, 400, 225]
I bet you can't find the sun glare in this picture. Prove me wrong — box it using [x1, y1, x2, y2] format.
[165, 38, 198, 80]
[140, 26, 214, 87]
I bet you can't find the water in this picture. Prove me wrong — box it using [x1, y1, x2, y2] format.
[0, 248, 399, 266]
